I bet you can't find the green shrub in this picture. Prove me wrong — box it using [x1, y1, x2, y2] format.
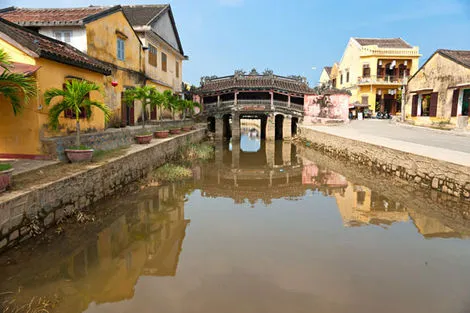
[0, 163, 12, 171]
[154, 164, 192, 182]
[182, 143, 214, 160]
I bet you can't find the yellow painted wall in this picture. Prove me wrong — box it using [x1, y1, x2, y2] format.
[333, 38, 420, 113]
[0, 39, 106, 156]
[85, 11, 144, 124]
[406, 53, 470, 125]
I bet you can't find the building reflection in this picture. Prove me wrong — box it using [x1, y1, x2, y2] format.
[202, 139, 466, 239]
[0, 184, 190, 313]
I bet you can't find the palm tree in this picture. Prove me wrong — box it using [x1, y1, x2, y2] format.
[124, 85, 158, 129]
[0, 48, 36, 115]
[162, 90, 179, 120]
[44, 79, 111, 147]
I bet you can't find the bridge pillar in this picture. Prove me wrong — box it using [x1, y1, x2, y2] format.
[282, 141, 291, 166]
[265, 114, 275, 141]
[215, 116, 224, 141]
[215, 140, 223, 164]
[283, 116, 292, 140]
[265, 140, 275, 167]
[232, 112, 240, 140]
[231, 138, 240, 168]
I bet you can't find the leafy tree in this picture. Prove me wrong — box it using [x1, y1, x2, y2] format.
[0, 48, 36, 115]
[44, 79, 111, 147]
[124, 85, 158, 129]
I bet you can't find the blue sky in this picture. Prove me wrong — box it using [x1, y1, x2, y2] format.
[2, 0, 470, 85]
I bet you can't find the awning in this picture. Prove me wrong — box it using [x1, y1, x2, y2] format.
[448, 83, 470, 89]
[409, 88, 433, 93]
[0, 62, 41, 76]
[349, 102, 370, 109]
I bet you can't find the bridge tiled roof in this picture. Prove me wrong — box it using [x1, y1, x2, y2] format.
[198, 75, 313, 95]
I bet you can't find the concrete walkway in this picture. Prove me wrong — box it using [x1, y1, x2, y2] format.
[302, 120, 470, 167]
[0, 159, 59, 176]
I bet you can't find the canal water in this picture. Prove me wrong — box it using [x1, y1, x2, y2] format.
[2, 131, 470, 313]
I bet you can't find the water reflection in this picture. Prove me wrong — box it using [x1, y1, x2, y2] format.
[0, 185, 189, 313]
[2, 136, 470, 313]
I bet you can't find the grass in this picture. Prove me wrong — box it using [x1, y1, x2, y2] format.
[0, 163, 12, 171]
[153, 164, 192, 182]
[181, 143, 214, 161]
[92, 146, 130, 162]
[66, 145, 92, 150]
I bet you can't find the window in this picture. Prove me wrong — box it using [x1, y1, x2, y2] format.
[161, 52, 167, 72]
[117, 38, 125, 61]
[346, 71, 350, 83]
[340, 73, 343, 85]
[420, 94, 431, 116]
[176, 61, 179, 78]
[462, 89, 470, 116]
[53, 31, 72, 43]
[148, 44, 157, 67]
[363, 64, 370, 77]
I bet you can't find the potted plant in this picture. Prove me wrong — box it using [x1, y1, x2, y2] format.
[124, 85, 162, 145]
[181, 124, 192, 132]
[135, 130, 153, 144]
[169, 127, 181, 135]
[45, 80, 111, 162]
[154, 128, 170, 138]
[0, 163, 13, 192]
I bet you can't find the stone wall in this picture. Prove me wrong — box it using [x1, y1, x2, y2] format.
[42, 120, 194, 161]
[299, 126, 470, 200]
[0, 129, 205, 252]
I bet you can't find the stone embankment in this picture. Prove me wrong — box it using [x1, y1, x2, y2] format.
[0, 129, 205, 252]
[299, 126, 470, 200]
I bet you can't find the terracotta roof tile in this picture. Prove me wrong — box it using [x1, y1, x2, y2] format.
[0, 62, 40, 75]
[323, 66, 332, 75]
[122, 5, 167, 26]
[438, 49, 470, 69]
[0, 17, 111, 75]
[0, 6, 113, 26]
[198, 75, 312, 95]
[354, 38, 412, 49]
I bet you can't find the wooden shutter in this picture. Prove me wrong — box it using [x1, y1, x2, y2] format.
[151, 107, 157, 120]
[429, 92, 439, 117]
[411, 94, 418, 116]
[451, 89, 459, 117]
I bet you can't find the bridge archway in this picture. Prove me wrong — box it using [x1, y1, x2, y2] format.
[291, 117, 299, 136]
[223, 114, 232, 139]
[275, 114, 284, 140]
[207, 116, 216, 133]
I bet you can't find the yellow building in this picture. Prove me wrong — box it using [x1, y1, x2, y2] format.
[0, 17, 111, 158]
[318, 66, 332, 86]
[123, 4, 187, 120]
[330, 38, 421, 114]
[405, 49, 470, 129]
[0, 6, 146, 126]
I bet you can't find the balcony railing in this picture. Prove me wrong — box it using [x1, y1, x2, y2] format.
[220, 100, 235, 108]
[237, 99, 271, 106]
[360, 46, 420, 57]
[203, 99, 304, 112]
[357, 75, 408, 85]
[291, 103, 304, 112]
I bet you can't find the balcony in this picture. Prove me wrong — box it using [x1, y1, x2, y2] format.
[360, 46, 420, 57]
[357, 75, 408, 86]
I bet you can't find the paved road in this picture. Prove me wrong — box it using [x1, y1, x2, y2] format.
[345, 120, 470, 154]
[302, 120, 470, 167]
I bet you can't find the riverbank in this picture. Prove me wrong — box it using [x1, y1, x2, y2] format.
[299, 122, 470, 200]
[0, 128, 206, 253]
